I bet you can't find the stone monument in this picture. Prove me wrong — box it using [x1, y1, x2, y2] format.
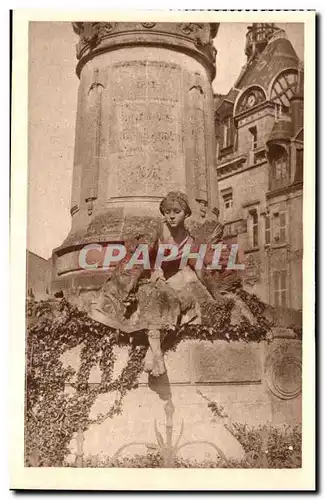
[51, 22, 219, 297]
[47, 22, 302, 466]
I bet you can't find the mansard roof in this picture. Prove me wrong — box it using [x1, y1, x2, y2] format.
[214, 29, 301, 116]
[236, 30, 300, 91]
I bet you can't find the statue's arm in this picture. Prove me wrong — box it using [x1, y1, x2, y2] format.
[101, 227, 160, 301]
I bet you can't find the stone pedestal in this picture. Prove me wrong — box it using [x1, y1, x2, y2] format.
[51, 22, 219, 294]
[61, 336, 302, 464]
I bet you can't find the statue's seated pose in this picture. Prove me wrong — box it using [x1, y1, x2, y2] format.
[90, 191, 252, 377]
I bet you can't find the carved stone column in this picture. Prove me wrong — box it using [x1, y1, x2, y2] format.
[51, 22, 219, 294]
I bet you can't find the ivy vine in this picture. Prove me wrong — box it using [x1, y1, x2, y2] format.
[25, 290, 299, 467]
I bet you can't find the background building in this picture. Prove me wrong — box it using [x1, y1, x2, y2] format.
[26, 250, 51, 300]
[215, 24, 303, 315]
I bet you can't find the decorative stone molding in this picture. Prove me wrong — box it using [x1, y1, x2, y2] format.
[235, 86, 267, 115]
[265, 341, 302, 400]
[141, 22, 156, 29]
[72, 22, 218, 79]
[73, 22, 117, 59]
[223, 218, 247, 237]
[217, 155, 247, 179]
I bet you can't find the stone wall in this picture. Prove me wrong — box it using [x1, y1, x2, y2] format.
[26, 251, 51, 300]
[62, 335, 302, 463]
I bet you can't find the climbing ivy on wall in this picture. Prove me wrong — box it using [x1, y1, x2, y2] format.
[25, 291, 299, 467]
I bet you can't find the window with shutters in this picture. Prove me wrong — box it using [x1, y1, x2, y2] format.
[252, 211, 259, 247]
[265, 214, 271, 245]
[274, 270, 287, 308]
[219, 116, 236, 153]
[223, 192, 233, 210]
[249, 209, 259, 247]
[273, 211, 287, 244]
[249, 126, 258, 150]
[222, 116, 232, 148]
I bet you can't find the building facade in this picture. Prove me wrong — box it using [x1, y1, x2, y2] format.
[215, 24, 303, 313]
[27, 250, 51, 301]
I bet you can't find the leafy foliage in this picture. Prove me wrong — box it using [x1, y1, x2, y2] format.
[204, 397, 302, 469]
[26, 298, 146, 466]
[225, 423, 302, 468]
[25, 290, 290, 467]
[63, 424, 302, 469]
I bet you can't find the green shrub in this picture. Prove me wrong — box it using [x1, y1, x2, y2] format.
[63, 424, 301, 469]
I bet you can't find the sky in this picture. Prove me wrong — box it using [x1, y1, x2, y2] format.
[28, 22, 304, 259]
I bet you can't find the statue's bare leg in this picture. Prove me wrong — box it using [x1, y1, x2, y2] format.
[145, 329, 166, 377]
[144, 347, 154, 373]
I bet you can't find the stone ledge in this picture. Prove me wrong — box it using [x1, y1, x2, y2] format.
[61, 338, 301, 392]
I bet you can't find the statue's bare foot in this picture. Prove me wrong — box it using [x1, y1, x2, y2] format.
[151, 353, 166, 377]
[144, 347, 154, 373]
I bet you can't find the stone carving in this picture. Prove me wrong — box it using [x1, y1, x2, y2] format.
[192, 342, 262, 384]
[180, 23, 216, 61]
[217, 156, 247, 179]
[180, 23, 204, 36]
[72, 22, 217, 81]
[265, 342, 302, 400]
[141, 22, 156, 29]
[107, 60, 183, 199]
[90, 191, 251, 378]
[236, 87, 266, 115]
[73, 22, 116, 59]
[99, 22, 116, 35]
[73, 22, 101, 59]
[196, 199, 208, 219]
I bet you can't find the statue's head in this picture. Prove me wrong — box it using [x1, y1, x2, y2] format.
[196, 198, 208, 219]
[159, 191, 192, 216]
[159, 191, 191, 229]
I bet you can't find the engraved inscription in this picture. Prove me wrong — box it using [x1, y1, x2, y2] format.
[107, 61, 184, 198]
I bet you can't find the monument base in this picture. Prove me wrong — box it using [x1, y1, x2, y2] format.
[61, 336, 302, 465]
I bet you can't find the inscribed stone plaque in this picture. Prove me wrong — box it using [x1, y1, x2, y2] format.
[191, 341, 262, 383]
[107, 60, 185, 199]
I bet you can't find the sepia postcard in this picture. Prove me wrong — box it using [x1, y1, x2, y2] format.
[10, 9, 316, 491]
